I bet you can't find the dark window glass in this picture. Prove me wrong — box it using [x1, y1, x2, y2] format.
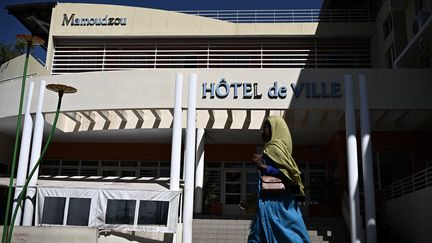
[120, 170, 136, 177]
[67, 198, 91, 226]
[246, 172, 258, 182]
[102, 170, 117, 176]
[105, 199, 136, 225]
[101, 160, 119, 167]
[80, 168, 98, 176]
[121, 161, 138, 167]
[62, 160, 80, 166]
[226, 184, 241, 193]
[206, 163, 221, 168]
[140, 161, 158, 167]
[40, 167, 59, 176]
[224, 163, 243, 168]
[225, 195, 241, 205]
[226, 172, 241, 182]
[60, 168, 79, 176]
[81, 160, 99, 167]
[159, 162, 170, 167]
[138, 201, 169, 225]
[159, 169, 170, 177]
[140, 169, 158, 177]
[247, 184, 257, 194]
[42, 197, 66, 224]
[43, 160, 60, 166]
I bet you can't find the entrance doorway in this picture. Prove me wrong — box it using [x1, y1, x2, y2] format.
[203, 161, 328, 216]
[222, 164, 258, 215]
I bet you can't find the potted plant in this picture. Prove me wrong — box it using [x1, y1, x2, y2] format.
[203, 182, 222, 215]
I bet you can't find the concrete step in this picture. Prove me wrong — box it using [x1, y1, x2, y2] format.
[193, 217, 350, 243]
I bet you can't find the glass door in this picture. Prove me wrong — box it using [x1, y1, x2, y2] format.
[222, 162, 259, 215]
[223, 169, 243, 215]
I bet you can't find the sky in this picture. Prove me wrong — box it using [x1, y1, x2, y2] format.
[0, 0, 323, 61]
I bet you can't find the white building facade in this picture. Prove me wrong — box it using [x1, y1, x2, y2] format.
[1, 1, 432, 242]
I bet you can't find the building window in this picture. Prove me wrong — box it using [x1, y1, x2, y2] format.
[38, 188, 180, 232]
[41, 197, 66, 225]
[385, 44, 395, 68]
[138, 200, 169, 226]
[41, 159, 171, 178]
[105, 199, 136, 225]
[382, 14, 393, 40]
[67, 198, 91, 226]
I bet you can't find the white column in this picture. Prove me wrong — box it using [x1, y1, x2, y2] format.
[12, 82, 34, 226]
[344, 75, 362, 243]
[182, 133, 187, 180]
[183, 73, 197, 243]
[170, 73, 183, 191]
[194, 128, 205, 214]
[359, 74, 377, 243]
[23, 80, 45, 226]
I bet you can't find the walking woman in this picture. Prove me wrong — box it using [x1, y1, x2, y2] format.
[248, 116, 310, 243]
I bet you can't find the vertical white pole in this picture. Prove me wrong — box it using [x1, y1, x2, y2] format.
[359, 74, 377, 243]
[183, 73, 197, 243]
[182, 133, 187, 180]
[194, 128, 205, 214]
[170, 73, 183, 191]
[12, 82, 34, 225]
[22, 80, 45, 226]
[344, 74, 362, 243]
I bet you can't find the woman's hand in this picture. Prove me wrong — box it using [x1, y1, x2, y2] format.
[252, 154, 267, 172]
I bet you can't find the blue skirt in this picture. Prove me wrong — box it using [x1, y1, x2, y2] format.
[248, 183, 310, 243]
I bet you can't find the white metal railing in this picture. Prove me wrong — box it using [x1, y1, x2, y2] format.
[383, 167, 432, 201]
[51, 38, 371, 74]
[178, 9, 372, 23]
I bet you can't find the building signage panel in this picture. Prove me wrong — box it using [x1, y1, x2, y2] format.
[202, 79, 341, 99]
[62, 14, 127, 26]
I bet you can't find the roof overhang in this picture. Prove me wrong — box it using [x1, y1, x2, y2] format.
[5, 2, 57, 49]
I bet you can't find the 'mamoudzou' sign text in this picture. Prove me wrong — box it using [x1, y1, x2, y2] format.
[62, 14, 127, 26]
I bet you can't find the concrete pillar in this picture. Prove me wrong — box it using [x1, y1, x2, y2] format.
[23, 80, 45, 226]
[344, 74, 362, 243]
[182, 135, 187, 181]
[183, 73, 196, 243]
[194, 128, 205, 214]
[359, 74, 377, 243]
[170, 73, 183, 191]
[12, 82, 34, 225]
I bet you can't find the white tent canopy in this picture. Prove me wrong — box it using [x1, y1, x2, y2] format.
[0, 178, 181, 233]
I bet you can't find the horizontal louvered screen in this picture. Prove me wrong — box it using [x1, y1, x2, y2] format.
[52, 38, 370, 74]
